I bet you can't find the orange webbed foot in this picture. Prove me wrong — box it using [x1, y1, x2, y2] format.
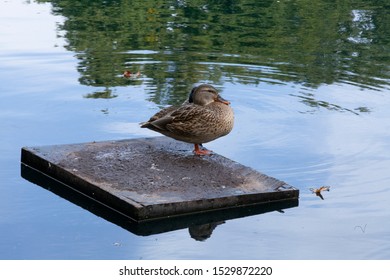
[193, 144, 213, 156]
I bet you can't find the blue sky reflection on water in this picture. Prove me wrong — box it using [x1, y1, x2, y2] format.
[1, 0, 390, 259]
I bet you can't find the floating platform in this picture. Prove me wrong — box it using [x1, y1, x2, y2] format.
[21, 137, 299, 222]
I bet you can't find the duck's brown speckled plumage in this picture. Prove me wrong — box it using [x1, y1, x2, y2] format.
[140, 84, 234, 155]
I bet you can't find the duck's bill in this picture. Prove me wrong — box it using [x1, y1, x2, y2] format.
[216, 95, 230, 105]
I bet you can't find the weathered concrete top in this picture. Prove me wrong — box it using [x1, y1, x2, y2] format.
[21, 137, 298, 221]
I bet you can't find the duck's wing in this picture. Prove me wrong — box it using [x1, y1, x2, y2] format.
[142, 103, 214, 137]
[165, 105, 212, 134]
[140, 106, 178, 129]
[146, 104, 210, 135]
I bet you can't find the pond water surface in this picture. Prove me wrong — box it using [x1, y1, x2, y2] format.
[1, 0, 390, 259]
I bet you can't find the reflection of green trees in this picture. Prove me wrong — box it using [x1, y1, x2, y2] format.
[38, 0, 389, 106]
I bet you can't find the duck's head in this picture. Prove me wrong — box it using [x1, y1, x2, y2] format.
[189, 84, 230, 106]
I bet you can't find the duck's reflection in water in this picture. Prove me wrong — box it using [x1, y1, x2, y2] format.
[189, 221, 225, 241]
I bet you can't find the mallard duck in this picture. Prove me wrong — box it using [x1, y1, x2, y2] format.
[140, 84, 234, 155]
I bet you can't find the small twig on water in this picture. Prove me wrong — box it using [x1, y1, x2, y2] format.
[354, 224, 367, 233]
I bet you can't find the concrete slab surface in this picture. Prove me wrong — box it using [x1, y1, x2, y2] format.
[21, 137, 299, 221]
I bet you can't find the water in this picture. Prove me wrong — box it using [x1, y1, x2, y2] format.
[1, 0, 390, 259]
